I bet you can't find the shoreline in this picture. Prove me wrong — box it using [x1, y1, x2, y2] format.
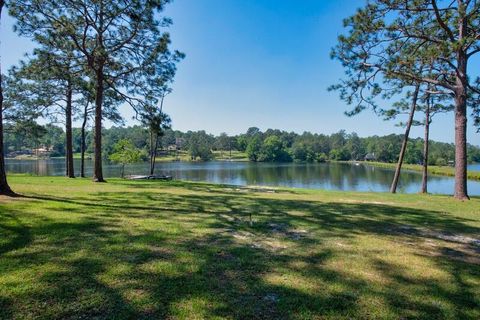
[3, 173, 480, 197]
[5, 156, 480, 181]
[354, 161, 480, 181]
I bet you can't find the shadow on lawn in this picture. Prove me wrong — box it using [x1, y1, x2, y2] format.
[27, 188, 480, 237]
[0, 212, 32, 255]
[1, 185, 479, 319]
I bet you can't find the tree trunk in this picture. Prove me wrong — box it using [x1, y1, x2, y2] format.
[149, 131, 154, 175]
[93, 65, 105, 182]
[65, 83, 75, 178]
[80, 128, 86, 178]
[151, 94, 165, 175]
[421, 96, 430, 194]
[80, 105, 88, 178]
[453, 50, 469, 200]
[151, 134, 160, 176]
[121, 164, 125, 179]
[0, 0, 14, 196]
[93, 1, 105, 183]
[65, 146, 68, 175]
[0, 81, 11, 196]
[390, 84, 420, 193]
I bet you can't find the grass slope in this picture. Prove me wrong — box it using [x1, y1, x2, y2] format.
[0, 176, 479, 319]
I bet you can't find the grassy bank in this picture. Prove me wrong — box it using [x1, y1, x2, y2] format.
[155, 150, 248, 162]
[359, 161, 480, 181]
[212, 150, 249, 161]
[1, 176, 479, 319]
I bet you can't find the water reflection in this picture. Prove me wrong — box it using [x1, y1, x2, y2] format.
[5, 159, 480, 195]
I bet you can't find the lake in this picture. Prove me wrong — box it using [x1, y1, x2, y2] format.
[468, 163, 480, 171]
[5, 158, 480, 195]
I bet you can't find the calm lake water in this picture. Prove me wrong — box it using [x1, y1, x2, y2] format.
[468, 163, 480, 171]
[5, 159, 480, 195]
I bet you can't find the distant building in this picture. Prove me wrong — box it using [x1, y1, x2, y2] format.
[32, 146, 52, 157]
[175, 138, 186, 150]
[7, 146, 52, 158]
[364, 153, 376, 161]
[6, 150, 31, 158]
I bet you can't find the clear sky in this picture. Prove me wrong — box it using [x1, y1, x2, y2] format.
[1, 0, 479, 146]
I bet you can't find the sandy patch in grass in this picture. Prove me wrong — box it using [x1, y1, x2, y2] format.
[390, 224, 480, 264]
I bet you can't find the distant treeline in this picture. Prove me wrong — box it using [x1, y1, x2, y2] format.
[5, 125, 480, 165]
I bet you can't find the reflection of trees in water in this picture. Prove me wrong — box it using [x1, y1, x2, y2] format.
[6, 159, 58, 176]
[362, 165, 392, 190]
[239, 163, 396, 191]
[35, 160, 48, 176]
[5, 159, 480, 194]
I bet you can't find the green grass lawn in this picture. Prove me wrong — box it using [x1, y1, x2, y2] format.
[72, 152, 92, 160]
[1, 176, 479, 319]
[212, 150, 249, 161]
[155, 150, 249, 162]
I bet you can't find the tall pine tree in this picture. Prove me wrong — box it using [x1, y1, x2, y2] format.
[10, 0, 183, 182]
[331, 0, 480, 200]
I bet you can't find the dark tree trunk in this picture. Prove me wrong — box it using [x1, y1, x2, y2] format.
[0, 83, 11, 196]
[65, 147, 68, 175]
[149, 131, 154, 175]
[0, 81, 13, 196]
[93, 65, 105, 182]
[80, 128, 86, 178]
[390, 84, 420, 193]
[0, 0, 14, 196]
[150, 134, 160, 176]
[80, 105, 88, 178]
[421, 96, 430, 194]
[93, 2, 105, 183]
[65, 83, 75, 178]
[453, 50, 469, 200]
[150, 94, 165, 175]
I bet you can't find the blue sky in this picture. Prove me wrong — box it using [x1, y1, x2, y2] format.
[1, 0, 479, 145]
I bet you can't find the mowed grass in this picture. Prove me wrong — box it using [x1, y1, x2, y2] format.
[212, 150, 249, 161]
[0, 176, 479, 319]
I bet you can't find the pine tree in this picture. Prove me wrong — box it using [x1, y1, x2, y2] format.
[10, 0, 183, 182]
[331, 0, 480, 199]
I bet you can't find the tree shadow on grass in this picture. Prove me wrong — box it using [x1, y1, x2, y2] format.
[0, 212, 32, 319]
[0, 212, 32, 255]
[2, 187, 479, 319]
[9, 228, 368, 319]
[372, 257, 480, 319]
[112, 179, 302, 195]
[26, 188, 480, 238]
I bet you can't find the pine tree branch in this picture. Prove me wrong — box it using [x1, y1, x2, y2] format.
[431, 0, 456, 41]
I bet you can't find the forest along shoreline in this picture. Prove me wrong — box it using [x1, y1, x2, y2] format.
[343, 161, 480, 181]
